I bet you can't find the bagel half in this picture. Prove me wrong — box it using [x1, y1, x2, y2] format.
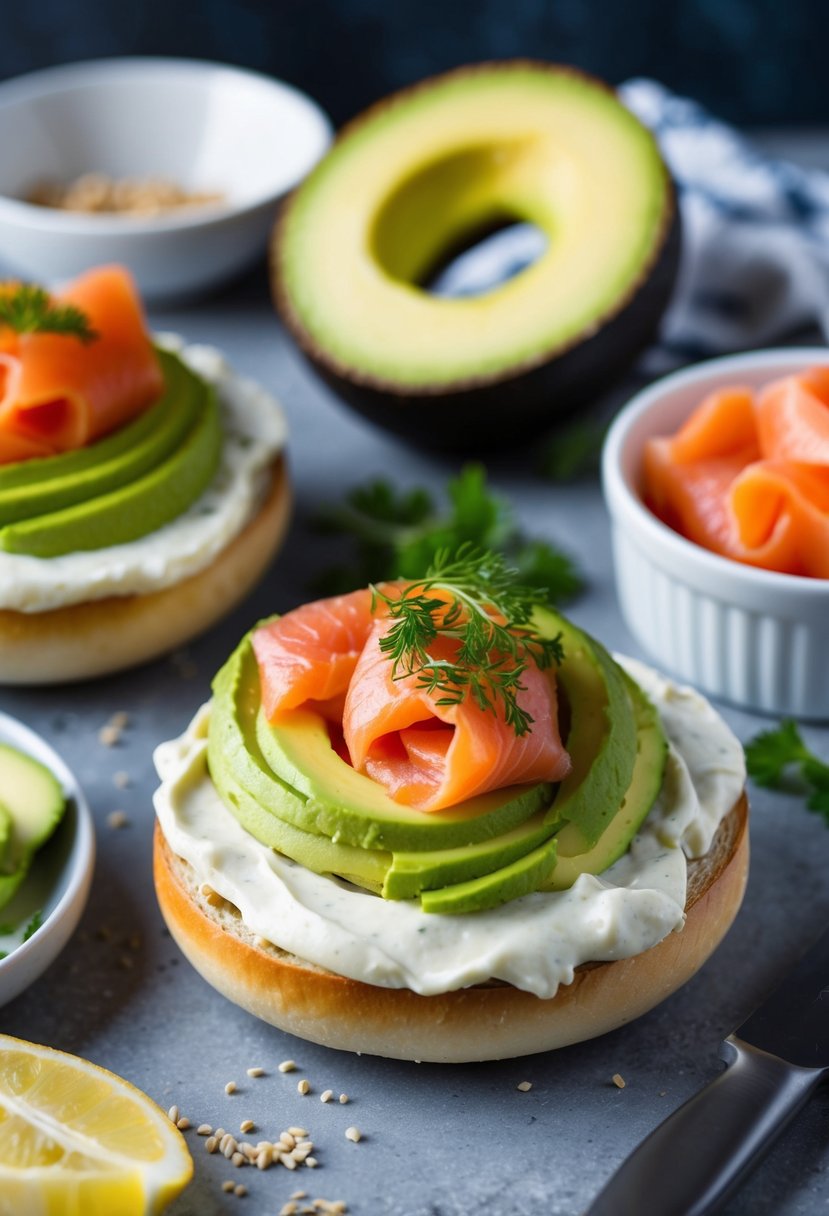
[0, 456, 291, 685]
[153, 791, 748, 1063]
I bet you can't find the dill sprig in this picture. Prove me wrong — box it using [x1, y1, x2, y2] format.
[0, 284, 98, 343]
[372, 546, 563, 737]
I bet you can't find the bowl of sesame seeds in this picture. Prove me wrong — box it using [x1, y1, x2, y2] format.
[0, 710, 95, 1007]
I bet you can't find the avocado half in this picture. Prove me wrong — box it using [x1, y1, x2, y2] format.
[272, 61, 680, 450]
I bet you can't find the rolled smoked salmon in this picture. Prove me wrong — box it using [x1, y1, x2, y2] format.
[0, 266, 164, 464]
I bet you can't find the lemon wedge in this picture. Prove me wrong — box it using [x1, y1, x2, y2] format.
[0, 1034, 193, 1215]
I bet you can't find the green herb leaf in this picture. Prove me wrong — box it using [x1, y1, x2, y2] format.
[745, 720, 829, 826]
[0, 284, 98, 343]
[22, 909, 43, 941]
[539, 419, 608, 483]
[312, 463, 584, 603]
[372, 545, 563, 738]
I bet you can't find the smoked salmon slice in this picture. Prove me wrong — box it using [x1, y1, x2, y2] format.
[643, 371, 829, 579]
[0, 266, 164, 465]
[254, 587, 571, 813]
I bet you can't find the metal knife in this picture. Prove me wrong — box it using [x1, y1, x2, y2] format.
[586, 927, 829, 1216]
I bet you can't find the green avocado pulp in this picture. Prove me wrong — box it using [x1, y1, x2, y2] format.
[207, 612, 668, 915]
[0, 349, 222, 557]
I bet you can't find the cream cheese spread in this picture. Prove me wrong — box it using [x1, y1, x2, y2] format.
[153, 658, 745, 999]
[0, 335, 287, 612]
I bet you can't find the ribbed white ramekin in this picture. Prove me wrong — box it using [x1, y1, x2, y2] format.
[602, 348, 829, 720]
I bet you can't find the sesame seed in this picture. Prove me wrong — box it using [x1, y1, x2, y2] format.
[279, 1059, 297, 1073]
[234, 1184, 247, 1198]
[320, 1090, 333, 1103]
[239, 1143, 257, 1160]
[222, 1180, 235, 1193]
[225, 1081, 237, 1095]
[107, 810, 129, 830]
[344, 1126, 361, 1143]
[114, 770, 130, 788]
[612, 1073, 626, 1089]
[176, 1117, 191, 1130]
[167, 1105, 179, 1124]
[257, 1145, 274, 1170]
[281, 1133, 296, 1150]
[288, 1127, 309, 1137]
[231, 1151, 246, 1167]
[205, 1137, 218, 1153]
[517, 1081, 533, 1092]
[292, 1145, 312, 1162]
[112, 711, 129, 729]
[214, 1128, 226, 1140]
[281, 1205, 299, 1216]
[338, 1094, 349, 1105]
[246, 1066, 265, 1078]
[197, 1124, 213, 1136]
[305, 1157, 318, 1169]
[291, 1193, 308, 1202]
[280, 1152, 298, 1170]
[297, 1079, 310, 1095]
[222, 1135, 238, 1159]
[240, 1119, 255, 1134]
[98, 725, 120, 747]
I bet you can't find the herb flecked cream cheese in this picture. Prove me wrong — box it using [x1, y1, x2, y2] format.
[0, 336, 287, 612]
[153, 658, 745, 999]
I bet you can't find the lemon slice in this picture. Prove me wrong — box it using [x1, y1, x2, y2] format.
[0, 1034, 193, 1215]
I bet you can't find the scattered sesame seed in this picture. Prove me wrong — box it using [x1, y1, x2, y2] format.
[338, 1094, 349, 1105]
[288, 1127, 308, 1138]
[231, 1151, 246, 1168]
[205, 1137, 218, 1154]
[291, 1193, 308, 1202]
[225, 1081, 237, 1095]
[297, 1079, 310, 1095]
[167, 1105, 179, 1124]
[222, 1180, 235, 1193]
[246, 1066, 265, 1078]
[114, 770, 131, 788]
[293, 1145, 312, 1162]
[279, 1060, 297, 1073]
[257, 1145, 274, 1170]
[239, 1143, 257, 1160]
[281, 1205, 299, 1216]
[240, 1119, 255, 1134]
[234, 1184, 247, 1198]
[214, 1127, 226, 1139]
[222, 1135, 238, 1159]
[320, 1090, 333, 1103]
[280, 1152, 298, 1170]
[197, 1124, 213, 1136]
[176, 1117, 190, 1130]
[98, 725, 120, 747]
[344, 1126, 361, 1143]
[112, 711, 129, 729]
[517, 1081, 533, 1092]
[107, 810, 129, 830]
[612, 1074, 626, 1089]
[305, 1157, 318, 1169]
[281, 1133, 297, 1150]
[659, 1090, 668, 1097]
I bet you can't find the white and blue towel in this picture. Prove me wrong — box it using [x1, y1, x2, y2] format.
[433, 79, 829, 376]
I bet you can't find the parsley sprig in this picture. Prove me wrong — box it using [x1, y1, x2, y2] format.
[745, 720, 829, 823]
[312, 464, 584, 604]
[372, 547, 563, 737]
[0, 284, 97, 343]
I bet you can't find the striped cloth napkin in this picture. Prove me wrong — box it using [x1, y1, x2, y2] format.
[433, 79, 829, 377]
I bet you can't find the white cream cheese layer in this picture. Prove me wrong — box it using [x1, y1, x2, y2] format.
[0, 335, 287, 612]
[153, 658, 745, 999]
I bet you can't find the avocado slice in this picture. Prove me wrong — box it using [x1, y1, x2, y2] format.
[210, 634, 553, 853]
[0, 744, 66, 911]
[541, 674, 668, 891]
[274, 62, 679, 449]
[420, 834, 559, 915]
[0, 350, 199, 525]
[0, 380, 222, 557]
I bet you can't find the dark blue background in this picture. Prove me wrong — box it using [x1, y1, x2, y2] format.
[2, 0, 828, 128]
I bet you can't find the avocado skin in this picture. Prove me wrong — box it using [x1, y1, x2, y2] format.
[420, 833, 558, 915]
[0, 744, 66, 912]
[0, 350, 197, 524]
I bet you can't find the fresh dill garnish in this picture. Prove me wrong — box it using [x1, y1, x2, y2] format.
[371, 546, 563, 737]
[745, 720, 829, 824]
[0, 284, 98, 343]
[312, 463, 584, 603]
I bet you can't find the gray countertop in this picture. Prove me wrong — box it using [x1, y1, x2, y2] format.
[3, 263, 829, 1216]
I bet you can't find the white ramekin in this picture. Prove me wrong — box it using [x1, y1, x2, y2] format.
[602, 348, 829, 720]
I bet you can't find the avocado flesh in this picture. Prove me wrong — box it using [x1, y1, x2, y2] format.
[0, 350, 198, 525]
[211, 634, 551, 853]
[0, 744, 66, 912]
[536, 607, 638, 850]
[0, 379, 222, 557]
[279, 65, 670, 388]
[420, 834, 558, 915]
[541, 674, 668, 891]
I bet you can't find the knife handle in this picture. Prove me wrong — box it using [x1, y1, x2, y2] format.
[586, 1036, 824, 1216]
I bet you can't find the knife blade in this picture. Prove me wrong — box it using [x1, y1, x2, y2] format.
[586, 927, 829, 1216]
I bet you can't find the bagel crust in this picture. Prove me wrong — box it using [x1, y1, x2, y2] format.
[0, 457, 291, 685]
[153, 792, 748, 1063]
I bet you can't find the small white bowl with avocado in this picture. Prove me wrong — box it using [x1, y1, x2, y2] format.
[0, 57, 332, 300]
[0, 712, 94, 1008]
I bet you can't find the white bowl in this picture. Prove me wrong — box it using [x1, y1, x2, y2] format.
[0, 712, 95, 1008]
[602, 348, 829, 719]
[0, 57, 332, 300]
